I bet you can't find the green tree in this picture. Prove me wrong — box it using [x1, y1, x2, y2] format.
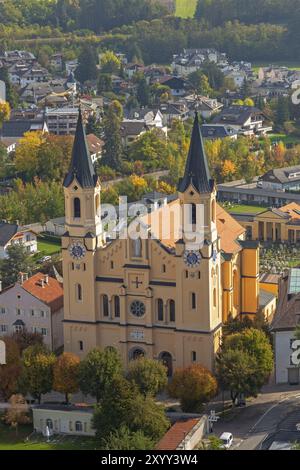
[216, 328, 273, 404]
[127, 358, 167, 397]
[78, 347, 123, 403]
[136, 77, 150, 107]
[93, 376, 169, 440]
[276, 96, 290, 127]
[0, 244, 33, 288]
[97, 73, 112, 94]
[75, 44, 98, 83]
[188, 70, 212, 96]
[20, 344, 55, 404]
[101, 425, 155, 450]
[102, 102, 123, 169]
[100, 51, 121, 74]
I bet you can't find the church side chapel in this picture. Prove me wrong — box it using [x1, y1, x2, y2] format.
[62, 111, 276, 375]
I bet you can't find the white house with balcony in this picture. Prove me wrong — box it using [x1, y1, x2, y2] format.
[0, 222, 37, 259]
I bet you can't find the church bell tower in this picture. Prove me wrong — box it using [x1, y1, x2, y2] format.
[175, 113, 222, 369]
[62, 110, 102, 355]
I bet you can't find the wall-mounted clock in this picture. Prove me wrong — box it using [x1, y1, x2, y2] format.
[184, 250, 202, 268]
[69, 241, 86, 260]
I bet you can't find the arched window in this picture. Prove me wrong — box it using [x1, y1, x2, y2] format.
[102, 295, 109, 317]
[157, 299, 164, 322]
[129, 348, 145, 361]
[191, 203, 197, 225]
[74, 197, 81, 218]
[162, 264, 166, 273]
[169, 300, 175, 322]
[213, 288, 217, 308]
[75, 421, 83, 432]
[114, 296, 120, 318]
[76, 284, 82, 302]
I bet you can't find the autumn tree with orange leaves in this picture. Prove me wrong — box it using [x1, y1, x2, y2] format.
[168, 364, 218, 413]
[53, 352, 80, 404]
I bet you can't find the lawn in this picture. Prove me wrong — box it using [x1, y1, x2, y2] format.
[266, 134, 300, 146]
[252, 61, 300, 72]
[37, 236, 61, 257]
[225, 204, 266, 214]
[175, 0, 197, 18]
[0, 421, 99, 450]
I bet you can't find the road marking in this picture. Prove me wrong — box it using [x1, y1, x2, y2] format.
[248, 396, 290, 435]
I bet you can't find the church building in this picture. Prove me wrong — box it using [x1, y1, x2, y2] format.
[62, 111, 276, 375]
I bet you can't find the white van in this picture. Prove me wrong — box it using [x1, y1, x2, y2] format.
[220, 432, 233, 449]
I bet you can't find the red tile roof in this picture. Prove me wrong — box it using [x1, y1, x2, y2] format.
[22, 272, 63, 312]
[156, 418, 200, 450]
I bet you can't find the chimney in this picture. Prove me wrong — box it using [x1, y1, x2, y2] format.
[18, 272, 28, 285]
[40, 279, 45, 288]
[44, 274, 49, 285]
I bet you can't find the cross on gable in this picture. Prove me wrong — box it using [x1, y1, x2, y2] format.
[132, 277, 143, 289]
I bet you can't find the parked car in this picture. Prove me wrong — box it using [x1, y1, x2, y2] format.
[39, 255, 52, 263]
[220, 432, 233, 449]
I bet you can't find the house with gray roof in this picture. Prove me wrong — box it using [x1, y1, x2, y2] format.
[212, 105, 272, 136]
[0, 222, 37, 259]
[272, 269, 300, 384]
[258, 165, 300, 192]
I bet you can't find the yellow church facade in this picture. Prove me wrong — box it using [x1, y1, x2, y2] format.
[62, 112, 275, 374]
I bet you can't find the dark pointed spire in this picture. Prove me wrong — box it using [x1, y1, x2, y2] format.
[178, 112, 214, 194]
[63, 109, 98, 189]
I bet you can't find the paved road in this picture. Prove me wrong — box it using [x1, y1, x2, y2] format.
[209, 385, 300, 450]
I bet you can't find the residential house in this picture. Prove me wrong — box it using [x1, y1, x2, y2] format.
[224, 69, 246, 88]
[0, 272, 64, 352]
[159, 102, 189, 126]
[0, 222, 37, 258]
[124, 63, 144, 80]
[217, 178, 300, 207]
[50, 53, 63, 71]
[0, 80, 5, 101]
[160, 77, 187, 97]
[32, 405, 95, 436]
[183, 95, 223, 120]
[212, 105, 272, 136]
[258, 165, 300, 192]
[0, 138, 17, 154]
[65, 59, 78, 75]
[201, 124, 238, 140]
[171, 48, 228, 76]
[86, 133, 104, 163]
[120, 120, 149, 146]
[0, 118, 48, 140]
[125, 108, 167, 136]
[272, 268, 300, 385]
[45, 107, 79, 135]
[45, 217, 66, 237]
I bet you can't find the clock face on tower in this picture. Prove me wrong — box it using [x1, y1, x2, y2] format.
[184, 250, 202, 268]
[69, 241, 86, 260]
